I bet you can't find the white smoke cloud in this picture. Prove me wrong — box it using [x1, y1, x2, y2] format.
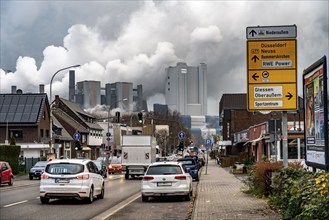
[0, 1, 328, 115]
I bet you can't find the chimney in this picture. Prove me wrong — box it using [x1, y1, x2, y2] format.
[69, 70, 75, 102]
[11, 86, 17, 94]
[39, 84, 45, 93]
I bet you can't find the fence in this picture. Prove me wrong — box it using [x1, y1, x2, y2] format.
[18, 157, 44, 173]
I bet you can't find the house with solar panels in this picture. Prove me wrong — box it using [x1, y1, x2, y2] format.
[0, 91, 51, 158]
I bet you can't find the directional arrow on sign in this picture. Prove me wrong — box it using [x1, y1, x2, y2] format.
[285, 92, 293, 100]
[249, 29, 257, 37]
[252, 73, 259, 81]
[251, 55, 259, 63]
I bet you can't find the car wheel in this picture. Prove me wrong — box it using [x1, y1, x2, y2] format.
[86, 187, 94, 204]
[142, 195, 148, 202]
[8, 177, 13, 186]
[40, 197, 49, 204]
[185, 190, 192, 201]
[97, 184, 104, 199]
[195, 176, 199, 181]
[29, 175, 33, 180]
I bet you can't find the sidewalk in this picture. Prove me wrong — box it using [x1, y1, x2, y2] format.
[192, 159, 280, 220]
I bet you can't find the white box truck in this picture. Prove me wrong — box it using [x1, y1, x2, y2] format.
[121, 135, 156, 179]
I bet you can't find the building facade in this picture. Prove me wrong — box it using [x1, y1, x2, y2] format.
[165, 62, 207, 116]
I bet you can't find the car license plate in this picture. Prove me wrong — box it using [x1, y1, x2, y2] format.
[157, 182, 172, 187]
[55, 179, 70, 184]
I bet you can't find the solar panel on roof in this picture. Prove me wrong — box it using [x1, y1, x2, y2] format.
[16, 105, 25, 113]
[22, 113, 30, 122]
[29, 113, 38, 122]
[0, 113, 7, 122]
[9, 105, 17, 112]
[13, 113, 22, 122]
[0, 105, 9, 113]
[25, 105, 32, 112]
[19, 96, 27, 104]
[6, 113, 14, 121]
[3, 97, 11, 104]
[11, 96, 19, 104]
[32, 105, 40, 113]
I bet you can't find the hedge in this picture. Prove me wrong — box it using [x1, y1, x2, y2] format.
[0, 145, 21, 175]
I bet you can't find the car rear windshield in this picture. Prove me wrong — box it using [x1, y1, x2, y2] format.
[178, 160, 195, 165]
[45, 163, 84, 174]
[146, 165, 182, 175]
[34, 161, 48, 167]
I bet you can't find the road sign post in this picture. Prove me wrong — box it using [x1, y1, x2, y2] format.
[246, 25, 297, 167]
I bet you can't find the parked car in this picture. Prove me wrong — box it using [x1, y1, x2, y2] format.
[39, 159, 105, 204]
[92, 160, 108, 178]
[177, 158, 199, 181]
[29, 161, 48, 180]
[108, 157, 122, 174]
[0, 161, 14, 186]
[183, 155, 199, 167]
[141, 161, 193, 202]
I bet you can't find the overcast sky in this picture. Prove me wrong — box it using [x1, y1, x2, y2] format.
[0, 1, 328, 115]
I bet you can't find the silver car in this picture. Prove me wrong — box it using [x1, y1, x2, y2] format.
[141, 162, 193, 202]
[40, 159, 104, 204]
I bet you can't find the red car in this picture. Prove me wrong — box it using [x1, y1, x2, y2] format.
[0, 161, 14, 186]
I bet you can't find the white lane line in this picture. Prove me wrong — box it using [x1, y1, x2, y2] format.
[3, 200, 28, 208]
[91, 193, 141, 220]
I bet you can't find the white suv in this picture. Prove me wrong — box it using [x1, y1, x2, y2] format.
[40, 159, 104, 204]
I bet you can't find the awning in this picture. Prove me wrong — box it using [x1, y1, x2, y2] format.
[82, 146, 91, 151]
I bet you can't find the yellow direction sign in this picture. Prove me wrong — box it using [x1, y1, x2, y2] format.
[247, 39, 297, 70]
[248, 69, 296, 84]
[248, 84, 297, 111]
[246, 38, 297, 111]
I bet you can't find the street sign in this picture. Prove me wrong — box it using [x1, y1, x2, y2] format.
[246, 29, 297, 111]
[178, 131, 186, 139]
[248, 69, 296, 84]
[205, 139, 212, 146]
[247, 25, 297, 39]
[247, 39, 297, 70]
[73, 132, 81, 141]
[248, 84, 297, 110]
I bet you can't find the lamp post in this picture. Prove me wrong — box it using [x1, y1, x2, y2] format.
[107, 98, 128, 157]
[49, 65, 80, 159]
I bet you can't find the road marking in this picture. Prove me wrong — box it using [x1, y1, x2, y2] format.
[3, 200, 28, 208]
[90, 192, 140, 220]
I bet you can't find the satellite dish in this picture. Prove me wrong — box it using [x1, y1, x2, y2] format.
[16, 89, 23, 94]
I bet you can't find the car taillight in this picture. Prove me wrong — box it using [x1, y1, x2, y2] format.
[143, 176, 154, 181]
[76, 174, 89, 180]
[175, 175, 186, 180]
[41, 174, 49, 179]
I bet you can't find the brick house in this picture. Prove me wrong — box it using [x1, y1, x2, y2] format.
[219, 93, 304, 162]
[0, 93, 51, 158]
[52, 95, 103, 159]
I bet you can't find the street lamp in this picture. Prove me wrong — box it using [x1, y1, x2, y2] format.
[107, 98, 128, 157]
[49, 65, 80, 159]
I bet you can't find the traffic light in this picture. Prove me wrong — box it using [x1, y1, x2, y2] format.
[179, 141, 184, 151]
[75, 141, 82, 151]
[115, 111, 120, 123]
[137, 112, 143, 125]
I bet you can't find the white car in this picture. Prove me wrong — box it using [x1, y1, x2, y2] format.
[141, 161, 193, 202]
[40, 159, 104, 204]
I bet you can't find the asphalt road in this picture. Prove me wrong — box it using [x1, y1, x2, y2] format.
[0, 175, 140, 220]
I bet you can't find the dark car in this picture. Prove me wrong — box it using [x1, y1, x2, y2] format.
[0, 161, 14, 186]
[177, 158, 199, 181]
[184, 155, 200, 168]
[92, 160, 108, 178]
[29, 161, 48, 180]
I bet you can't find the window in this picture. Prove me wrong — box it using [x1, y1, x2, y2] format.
[10, 130, 23, 140]
[40, 129, 44, 138]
